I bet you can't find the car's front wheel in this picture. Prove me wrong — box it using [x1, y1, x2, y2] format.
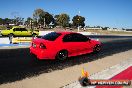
[32, 33, 37, 37]
[56, 50, 68, 61]
[93, 44, 101, 53]
[8, 34, 14, 38]
[8, 34, 14, 44]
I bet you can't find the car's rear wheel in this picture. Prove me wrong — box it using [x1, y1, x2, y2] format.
[32, 33, 37, 37]
[8, 34, 14, 38]
[30, 52, 41, 62]
[56, 50, 68, 61]
[93, 44, 101, 53]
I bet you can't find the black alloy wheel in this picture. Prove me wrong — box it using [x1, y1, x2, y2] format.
[56, 50, 68, 61]
[94, 44, 101, 53]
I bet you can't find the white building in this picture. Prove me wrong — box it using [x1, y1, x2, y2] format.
[107, 28, 125, 31]
[86, 27, 102, 30]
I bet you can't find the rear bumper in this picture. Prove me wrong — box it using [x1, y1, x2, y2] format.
[30, 47, 52, 60]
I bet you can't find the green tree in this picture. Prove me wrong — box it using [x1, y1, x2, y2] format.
[72, 15, 85, 28]
[102, 27, 109, 30]
[10, 19, 14, 24]
[4, 18, 10, 24]
[33, 8, 45, 23]
[13, 17, 24, 25]
[33, 20, 38, 27]
[33, 8, 54, 27]
[53, 15, 60, 26]
[56, 13, 70, 28]
[45, 13, 54, 26]
[0, 18, 3, 25]
[25, 17, 33, 26]
[39, 12, 54, 27]
[54, 15, 59, 19]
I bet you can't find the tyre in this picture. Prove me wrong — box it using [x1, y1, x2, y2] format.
[8, 34, 14, 38]
[93, 44, 101, 53]
[32, 33, 37, 37]
[30, 52, 40, 62]
[8, 34, 14, 44]
[56, 50, 68, 61]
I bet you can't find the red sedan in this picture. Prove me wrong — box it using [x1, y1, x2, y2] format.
[30, 32, 101, 60]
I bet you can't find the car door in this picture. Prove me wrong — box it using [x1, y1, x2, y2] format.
[63, 33, 90, 56]
[74, 33, 93, 54]
[20, 28, 31, 36]
[13, 28, 22, 36]
[63, 34, 79, 56]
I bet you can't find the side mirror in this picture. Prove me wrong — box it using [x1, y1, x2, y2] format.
[88, 38, 91, 41]
[87, 37, 91, 41]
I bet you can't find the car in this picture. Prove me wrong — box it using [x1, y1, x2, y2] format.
[30, 32, 101, 60]
[1, 26, 39, 37]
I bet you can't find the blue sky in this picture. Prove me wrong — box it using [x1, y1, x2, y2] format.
[0, 0, 132, 28]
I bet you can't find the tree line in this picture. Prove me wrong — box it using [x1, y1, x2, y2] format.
[0, 8, 86, 29]
[0, 17, 24, 25]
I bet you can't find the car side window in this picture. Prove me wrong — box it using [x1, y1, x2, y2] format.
[41, 32, 61, 41]
[13, 28, 16, 31]
[20, 28, 27, 31]
[75, 33, 88, 42]
[63, 34, 73, 42]
[13, 28, 20, 31]
[63, 33, 88, 42]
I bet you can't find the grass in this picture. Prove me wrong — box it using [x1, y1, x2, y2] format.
[84, 29, 132, 35]
[41, 28, 132, 35]
[0, 25, 6, 30]
[53, 28, 132, 35]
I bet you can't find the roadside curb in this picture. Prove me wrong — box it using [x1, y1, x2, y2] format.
[63, 58, 132, 88]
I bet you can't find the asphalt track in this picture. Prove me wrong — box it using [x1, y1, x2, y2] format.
[0, 35, 132, 84]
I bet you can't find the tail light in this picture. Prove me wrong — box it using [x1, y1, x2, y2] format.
[32, 43, 36, 48]
[39, 43, 46, 49]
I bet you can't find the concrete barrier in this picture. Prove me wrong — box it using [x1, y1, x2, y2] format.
[0, 37, 32, 46]
[77, 32, 97, 35]
[0, 37, 10, 44]
[0, 31, 99, 45]
[12, 37, 32, 44]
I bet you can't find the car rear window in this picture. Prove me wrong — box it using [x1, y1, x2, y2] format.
[41, 32, 61, 41]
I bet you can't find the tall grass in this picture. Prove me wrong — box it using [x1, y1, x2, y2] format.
[0, 26, 6, 30]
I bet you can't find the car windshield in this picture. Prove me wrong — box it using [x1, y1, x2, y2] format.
[41, 32, 61, 41]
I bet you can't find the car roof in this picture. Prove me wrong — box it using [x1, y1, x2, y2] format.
[56, 31, 77, 35]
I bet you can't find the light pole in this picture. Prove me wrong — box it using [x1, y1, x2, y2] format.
[78, 18, 80, 32]
[78, 11, 80, 32]
[30, 20, 33, 34]
[44, 17, 45, 28]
